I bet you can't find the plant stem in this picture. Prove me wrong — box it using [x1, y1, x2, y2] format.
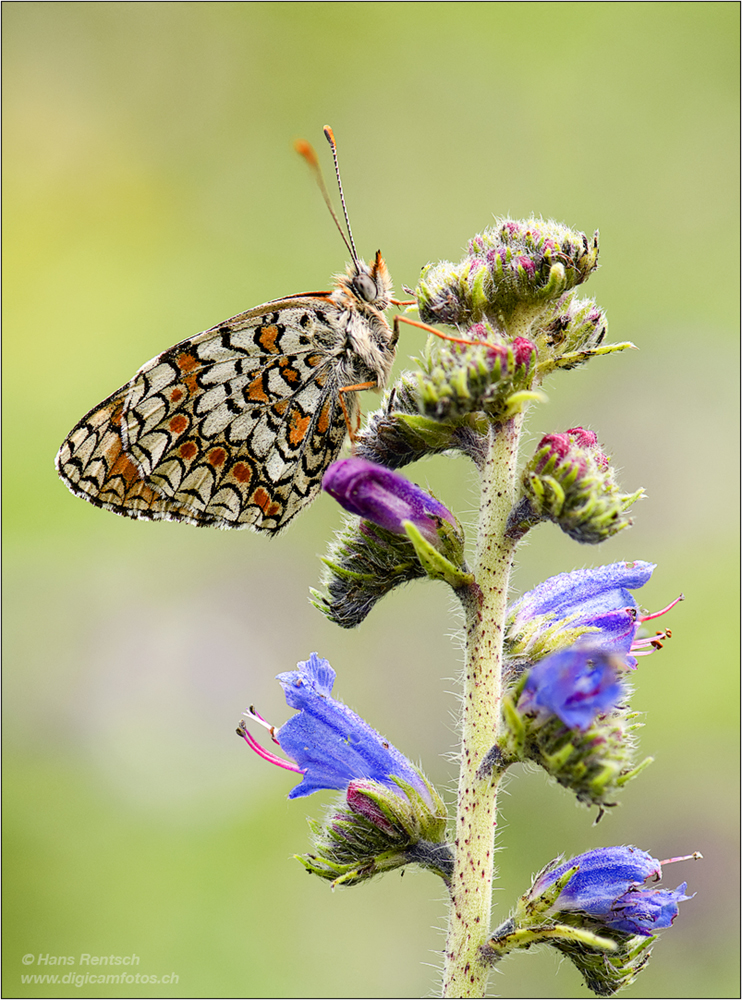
[442, 414, 524, 999]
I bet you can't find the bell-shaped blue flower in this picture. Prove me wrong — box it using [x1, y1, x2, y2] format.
[487, 846, 699, 994]
[240, 652, 433, 803]
[517, 647, 623, 731]
[506, 561, 681, 667]
[529, 845, 695, 937]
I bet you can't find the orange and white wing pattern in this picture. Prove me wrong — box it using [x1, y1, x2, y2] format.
[56, 296, 353, 532]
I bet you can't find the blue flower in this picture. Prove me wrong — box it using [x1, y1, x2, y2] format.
[240, 652, 432, 802]
[322, 458, 455, 544]
[608, 885, 692, 936]
[507, 561, 680, 667]
[531, 846, 694, 937]
[517, 647, 623, 731]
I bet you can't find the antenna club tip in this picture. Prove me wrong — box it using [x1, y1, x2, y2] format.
[323, 125, 336, 147]
[294, 139, 319, 167]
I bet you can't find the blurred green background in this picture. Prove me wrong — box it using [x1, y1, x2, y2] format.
[4, 3, 738, 997]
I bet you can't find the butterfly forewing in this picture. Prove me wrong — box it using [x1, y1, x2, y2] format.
[57, 296, 359, 532]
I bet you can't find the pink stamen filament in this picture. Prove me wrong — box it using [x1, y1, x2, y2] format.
[240, 727, 303, 775]
[647, 850, 703, 883]
[660, 851, 703, 866]
[631, 628, 673, 657]
[639, 594, 684, 623]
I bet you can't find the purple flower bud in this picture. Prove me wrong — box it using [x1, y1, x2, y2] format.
[512, 337, 536, 369]
[515, 254, 536, 277]
[322, 458, 455, 544]
[346, 781, 400, 836]
[534, 427, 607, 476]
[518, 647, 623, 731]
[531, 846, 694, 936]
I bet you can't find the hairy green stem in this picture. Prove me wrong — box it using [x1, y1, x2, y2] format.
[442, 414, 524, 998]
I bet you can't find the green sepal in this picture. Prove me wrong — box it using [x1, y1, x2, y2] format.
[312, 517, 426, 629]
[295, 773, 452, 889]
[545, 340, 636, 372]
[504, 604, 605, 662]
[549, 932, 657, 996]
[485, 921, 617, 962]
[392, 412, 460, 450]
[402, 519, 474, 590]
[503, 388, 548, 418]
[535, 262, 568, 301]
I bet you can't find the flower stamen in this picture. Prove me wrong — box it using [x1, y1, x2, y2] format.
[638, 593, 684, 622]
[244, 705, 279, 742]
[658, 851, 703, 867]
[237, 719, 304, 774]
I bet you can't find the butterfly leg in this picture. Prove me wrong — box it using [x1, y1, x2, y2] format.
[339, 381, 376, 443]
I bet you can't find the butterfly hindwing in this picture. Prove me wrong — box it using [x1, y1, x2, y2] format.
[55, 386, 212, 524]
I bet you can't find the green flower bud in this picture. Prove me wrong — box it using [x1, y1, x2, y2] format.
[297, 775, 452, 888]
[416, 218, 599, 336]
[414, 324, 540, 422]
[507, 428, 644, 544]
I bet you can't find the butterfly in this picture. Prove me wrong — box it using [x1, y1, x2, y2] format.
[55, 127, 399, 533]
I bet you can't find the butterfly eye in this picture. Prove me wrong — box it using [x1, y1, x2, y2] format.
[353, 272, 378, 303]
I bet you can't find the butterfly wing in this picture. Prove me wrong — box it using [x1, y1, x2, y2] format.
[55, 385, 210, 523]
[56, 295, 356, 532]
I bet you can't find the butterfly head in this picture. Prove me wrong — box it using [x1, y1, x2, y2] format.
[341, 251, 393, 313]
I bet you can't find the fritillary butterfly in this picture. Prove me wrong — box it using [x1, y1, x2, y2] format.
[55, 128, 399, 533]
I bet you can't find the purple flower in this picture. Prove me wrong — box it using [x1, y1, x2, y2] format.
[508, 561, 681, 667]
[518, 647, 623, 731]
[532, 846, 694, 936]
[322, 458, 455, 544]
[240, 652, 431, 802]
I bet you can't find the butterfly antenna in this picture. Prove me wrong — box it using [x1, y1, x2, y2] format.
[294, 134, 356, 263]
[323, 126, 361, 267]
